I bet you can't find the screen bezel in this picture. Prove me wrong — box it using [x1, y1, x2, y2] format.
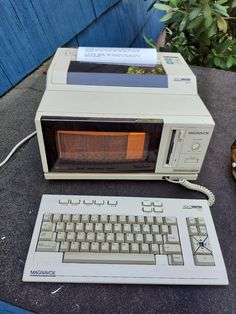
[41, 116, 163, 173]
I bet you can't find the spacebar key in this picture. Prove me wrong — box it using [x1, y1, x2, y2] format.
[63, 253, 155, 265]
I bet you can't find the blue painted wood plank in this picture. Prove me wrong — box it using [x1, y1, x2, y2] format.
[0, 1, 38, 86]
[91, 0, 120, 17]
[132, 9, 164, 48]
[10, 0, 54, 63]
[77, 4, 125, 47]
[0, 66, 12, 96]
[30, 0, 96, 49]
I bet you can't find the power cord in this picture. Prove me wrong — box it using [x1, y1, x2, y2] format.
[166, 177, 215, 207]
[0, 131, 36, 169]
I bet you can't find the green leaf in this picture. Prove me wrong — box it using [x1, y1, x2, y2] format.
[212, 4, 229, 17]
[217, 0, 228, 4]
[154, 3, 172, 11]
[179, 16, 188, 31]
[207, 22, 217, 37]
[188, 7, 202, 21]
[217, 17, 228, 33]
[203, 4, 212, 27]
[216, 39, 232, 53]
[160, 12, 175, 22]
[170, 0, 177, 5]
[187, 15, 204, 29]
[226, 56, 234, 68]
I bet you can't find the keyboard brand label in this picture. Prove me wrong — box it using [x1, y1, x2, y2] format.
[183, 205, 202, 209]
[30, 270, 56, 277]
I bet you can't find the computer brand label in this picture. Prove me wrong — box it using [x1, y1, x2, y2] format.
[30, 270, 56, 277]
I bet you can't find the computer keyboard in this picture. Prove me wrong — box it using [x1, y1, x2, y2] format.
[23, 194, 228, 285]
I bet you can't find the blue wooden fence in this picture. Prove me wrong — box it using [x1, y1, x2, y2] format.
[0, 0, 163, 96]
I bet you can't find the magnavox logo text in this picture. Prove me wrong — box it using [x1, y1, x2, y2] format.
[188, 131, 209, 135]
[30, 270, 56, 277]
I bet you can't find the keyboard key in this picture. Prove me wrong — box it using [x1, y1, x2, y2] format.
[198, 226, 207, 235]
[70, 199, 80, 205]
[140, 243, 149, 254]
[80, 242, 90, 252]
[131, 243, 139, 253]
[100, 215, 108, 223]
[170, 254, 184, 265]
[189, 226, 198, 236]
[101, 242, 109, 253]
[118, 215, 126, 224]
[94, 200, 104, 205]
[135, 234, 144, 243]
[127, 216, 136, 224]
[60, 242, 70, 252]
[111, 243, 119, 253]
[162, 244, 181, 254]
[150, 244, 159, 254]
[37, 241, 59, 252]
[165, 217, 177, 225]
[154, 234, 163, 244]
[59, 199, 69, 205]
[120, 243, 129, 253]
[109, 215, 117, 224]
[153, 201, 163, 207]
[104, 223, 113, 233]
[63, 253, 155, 264]
[53, 213, 62, 223]
[106, 233, 115, 243]
[76, 232, 85, 242]
[166, 234, 180, 244]
[81, 214, 90, 223]
[133, 224, 141, 234]
[67, 232, 76, 242]
[114, 224, 122, 233]
[90, 242, 100, 253]
[41, 222, 54, 232]
[142, 201, 152, 206]
[142, 224, 150, 234]
[39, 231, 55, 241]
[187, 217, 196, 226]
[146, 216, 154, 225]
[85, 223, 94, 232]
[90, 214, 99, 223]
[86, 232, 96, 242]
[75, 223, 84, 232]
[72, 214, 80, 223]
[142, 207, 152, 213]
[144, 234, 153, 244]
[70, 242, 79, 252]
[66, 222, 75, 232]
[116, 233, 124, 243]
[123, 224, 131, 233]
[56, 222, 65, 232]
[107, 200, 118, 206]
[95, 223, 103, 233]
[194, 254, 215, 266]
[57, 232, 66, 242]
[197, 218, 205, 226]
[160, 225, 169, 234]
[96, 233, 105, 243]
[151, 225, 159, 234]
[43, 213, 52, 222]
[125, 233, 134, 243]
[62, 214, 71, 222]
[136, 216, 145, 224]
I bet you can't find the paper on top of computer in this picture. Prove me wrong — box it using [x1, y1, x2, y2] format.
[77, 47, 159, 66]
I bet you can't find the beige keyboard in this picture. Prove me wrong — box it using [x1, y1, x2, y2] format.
[23, 194, 228, 285]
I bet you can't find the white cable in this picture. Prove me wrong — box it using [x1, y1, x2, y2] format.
[0, 131, 36, 168]
[166, 177, 215, 207]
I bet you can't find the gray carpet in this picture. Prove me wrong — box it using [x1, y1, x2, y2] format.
[0, 66, 236, 314]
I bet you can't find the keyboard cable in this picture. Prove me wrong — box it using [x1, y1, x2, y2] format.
[165, 177, 215, 207]
[0, 131, 36, 169]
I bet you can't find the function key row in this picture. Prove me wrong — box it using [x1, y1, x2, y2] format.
[43, 213, 177, 225]
[59, 199, 118, 206]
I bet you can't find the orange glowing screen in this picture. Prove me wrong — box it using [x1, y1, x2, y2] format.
[56, 130, 147, 162]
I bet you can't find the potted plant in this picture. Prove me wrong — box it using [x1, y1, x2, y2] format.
[145, 0, 236, 70]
